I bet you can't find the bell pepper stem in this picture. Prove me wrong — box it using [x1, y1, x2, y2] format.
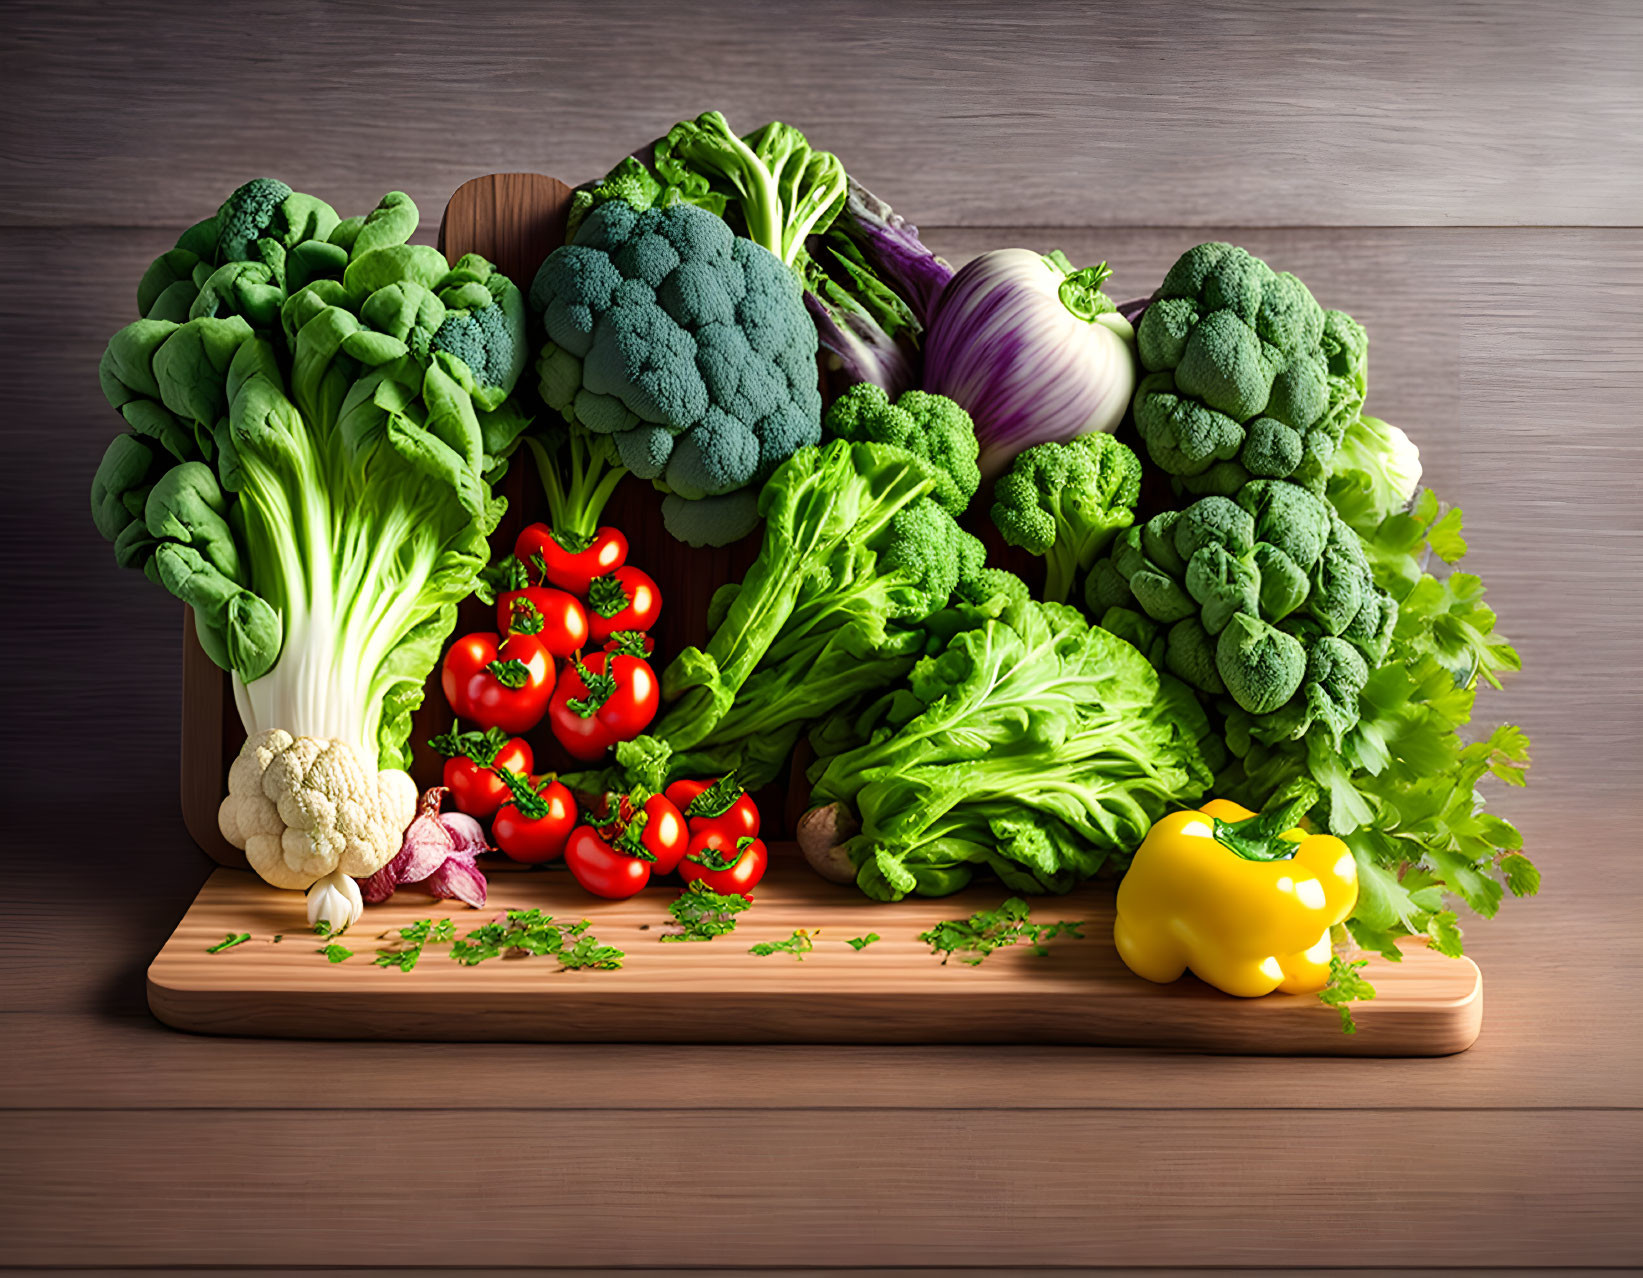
[1211, 779, 1321, 862]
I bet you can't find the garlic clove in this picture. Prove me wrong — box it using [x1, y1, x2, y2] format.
[306, 868, 364, 933]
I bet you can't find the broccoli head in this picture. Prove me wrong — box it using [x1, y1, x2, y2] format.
[990, 432, 1141, 603]
[1132, 243, 1367, 496]
[823, 382, 980, 514]
[529, 200, 823, 545]
[1093, 475, 1394, 746]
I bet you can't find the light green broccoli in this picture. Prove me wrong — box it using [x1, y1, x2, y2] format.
[529, 199, 823, 546]
[989, 433, 1141, 603]
[823, 382, 980, 514]
[1132, 243, 1367, 496]
[1090, 477, 1395, 746]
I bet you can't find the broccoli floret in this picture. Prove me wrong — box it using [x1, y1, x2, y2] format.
[990, 433, 1141, 603]
[824, 383, 980, 514]
[1096, 474, 1395, 747]
[427, 255, 528, 411]
[1133, 243, 1367, 495]
[215, 178, 295, 262]
[529, 200, 822, 545]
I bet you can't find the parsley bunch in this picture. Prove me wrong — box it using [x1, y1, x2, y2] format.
[663, 882, 752, 943]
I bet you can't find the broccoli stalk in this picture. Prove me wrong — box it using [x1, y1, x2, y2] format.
[525, 429, 627, 549]
[990, 433, 1142, 604]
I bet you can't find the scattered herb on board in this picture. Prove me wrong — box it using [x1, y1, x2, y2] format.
[1317, 955, 1377, 1033]
[450, 910, 589, 965]
[313, 918, 333, 938]
[557, 934, 626, 970]
[319, 943, 353, 964]
[662, 882, 752, 943]
[846, 933, 881, 951]
[374, 918, 458, 972]
[750, 928, 815, 960]
[272, 934, 284, 944]
[207, 932, 251, 953]
[918, 899, 1083, 966]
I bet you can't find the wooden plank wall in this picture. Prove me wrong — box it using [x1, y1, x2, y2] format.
[1, 0, 1640, 1269]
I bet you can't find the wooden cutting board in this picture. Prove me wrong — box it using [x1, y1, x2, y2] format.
[147, 852, 1480, 1054]
[158, 173, 1483, 1056]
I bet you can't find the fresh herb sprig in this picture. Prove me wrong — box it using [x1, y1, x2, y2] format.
[374, 918, 457, 972]
[662, 882, 752, 943]
[750, 928, 815, 960]
[918, 899, 1083, 966]
[1317, 955, 1377, 1033]
[846, 933, 881, 951]
[450, 909, 589, 965]
[207, 932, 251, 953]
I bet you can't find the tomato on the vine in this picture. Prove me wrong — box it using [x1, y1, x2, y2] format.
[441, 631, 554, 734]
[492, 773, 577, 865]
[585, 566, 662, 645]
[496, 586, 588, 659]
[515, 522, 627, 596]
[547, 650, 658, 762]
[679, 830, 769, 896]
[666, 774, 760, 844]
[429, 724, 533, 819]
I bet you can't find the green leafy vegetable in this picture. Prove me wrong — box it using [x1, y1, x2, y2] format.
[808, 596, 1215, 901]
[846, 933, 881, 951]
[918, 900, 1084, 966]
[750, 929, 816, 960]
[91, 185, 532, 770]
[207, 932, 251, 953]
[374, 918, 458, 972]
[556, 935, 626, 970]
[449, 910, 588, 965]
[319, 943, 353, 963]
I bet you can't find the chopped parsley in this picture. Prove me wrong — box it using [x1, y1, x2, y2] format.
[846, 933, 880, 951]
[319, 943, 353, 963]
[918, 899, 1084, 966]
[662, 882, 752, 943]
[750, 928, 815, 960]
[1318, 955, 1377, 1033]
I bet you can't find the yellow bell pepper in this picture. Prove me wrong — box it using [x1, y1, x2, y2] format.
[1114, 794, 1359, 997]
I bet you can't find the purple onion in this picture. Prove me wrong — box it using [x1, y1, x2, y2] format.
[923, 249, 1138, 479]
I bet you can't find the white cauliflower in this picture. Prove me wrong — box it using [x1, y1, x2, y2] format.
[218, 729, 418, 891]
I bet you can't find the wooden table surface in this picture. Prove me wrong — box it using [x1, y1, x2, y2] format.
[2, 0, 1640, 1270]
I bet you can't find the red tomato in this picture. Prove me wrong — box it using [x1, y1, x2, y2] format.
[586, 566, 662, 645]
[515, 522, 628, 596]
[639, 793, 689, 876]
[672, 775, 760, 843]
[679, 830, 769, 895]
[547, 650, 658, 762]
[492, 775, 577, 864]
[496, 585, 589, 659]
[441, 632, 554, 734]
[431, 726, 533, 819]
[564, 823, 652, 899]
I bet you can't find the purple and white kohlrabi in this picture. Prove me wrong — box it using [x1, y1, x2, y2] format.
[805, 179, 955, 400]
[922, 249, 1138, 479]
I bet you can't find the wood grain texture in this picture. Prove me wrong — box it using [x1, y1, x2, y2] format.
[145, 860, 1480, 1054]
[3, 1109, 1638, 1268]
[5, 0, 1643, 229]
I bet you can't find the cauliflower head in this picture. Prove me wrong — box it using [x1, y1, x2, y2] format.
[217, 729, 418, 890]
[529, 199, 822, 542]
[1133, 243, 1367, 496]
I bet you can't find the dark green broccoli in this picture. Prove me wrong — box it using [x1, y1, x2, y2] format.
[418, 253, 528, 412]
[529, 200, 823, 546]
[1132, 243, 1367, 496]
[989, 433, 1141, 603]
[1090, 476, 1394, 746]
[823, 383, 980, 514]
